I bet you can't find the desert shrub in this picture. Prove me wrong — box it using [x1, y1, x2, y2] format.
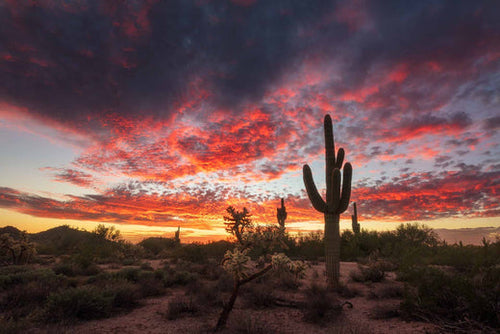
[86, 272, 114, 285]
[52, 263, 76, 277]
[200, 240, 234, 260]
[139, 237, 179, 257]
[335, 282, 363, 298]
[121, 258, 138, 266]
[0, 277, 69, 319]
[341, 229, 381, 261]
[340, 223, 441, 265]
[293, 232, 324, 260]
[53, 260, 101, 277]
[106, 280, 142, 309]
[302, 282, 342, 324]
[184, 280, 224, 311]
[165, 296, 198, 320]
[137, 271, 165, 297]
[163, 270, 198, 287]
[369, 304, 399, 319]
[367, 285, 404, 299]
[0, 317, 27, 334]
[400, 266, 499, 329]
[323, 324, 373, 334]
[232, 314, 274, 334]
[115, 267, 142, 282]
[44, 286, 113, 322]
[242, 282, 276, 309]
[215, 271, 234, 293]
[140, 262, 154, 271]
[349, 263, 385, 283]
[0, 265, 32, 276]
[172, 243, 207, 263]
[0, 268, 68, 291]
[429, 239, 500, 272]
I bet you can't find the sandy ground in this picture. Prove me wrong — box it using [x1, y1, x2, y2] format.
[39, 262, 440, 334]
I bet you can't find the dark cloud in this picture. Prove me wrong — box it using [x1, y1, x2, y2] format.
[1, 0, 498, 127]
[483, 116, 500, 130]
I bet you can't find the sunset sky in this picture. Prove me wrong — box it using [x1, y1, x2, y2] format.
[0, 0, 499, 243]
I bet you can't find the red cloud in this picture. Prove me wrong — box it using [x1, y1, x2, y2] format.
[352, 167, 500, 221]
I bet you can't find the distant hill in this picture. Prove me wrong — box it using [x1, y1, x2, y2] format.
[138, 237, 179, 255]
[0, 226, 23, 239]
[30, 225, 93, 255]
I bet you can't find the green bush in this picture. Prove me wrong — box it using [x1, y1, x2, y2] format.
[0, 268, 67, 291]
[44, 286, 113, 322]
[302, 283, 342, 324]
[400, 266, 499, 329]
[163, 270, 198, 287]
[165, 296, 198, 320]
[185, 280, 224, 308]
[116, 267, 142, 282]
[106, 280, 142, 309]
[137, 271, 165, 297]
[349, 263, 385, 283]
[172, 244, 207, 263]
[242, 282, 276, 309]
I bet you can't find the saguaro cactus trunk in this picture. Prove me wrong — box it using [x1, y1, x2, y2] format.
[303, 114, 352, 290]
[277, 198, 287, 228]
[352, 202, 360, 234]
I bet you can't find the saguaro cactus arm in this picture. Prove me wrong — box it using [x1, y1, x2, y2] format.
[303, 165, 327, 213]
[337, 162, 352, 214]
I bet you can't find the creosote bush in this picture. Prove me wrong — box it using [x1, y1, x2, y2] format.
[349, 263, 385, 283]
[44, 286, 114, 322]
[166, 296, 199, 320]
[302, 282, 343, 324]
[399, 265, 499, 329]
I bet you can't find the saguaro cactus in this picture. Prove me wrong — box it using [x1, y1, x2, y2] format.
[303, 114, 352, 289]
[174, 226, 180, 244]
[351, 202, 360, 234]
[277, 198, 287, 228]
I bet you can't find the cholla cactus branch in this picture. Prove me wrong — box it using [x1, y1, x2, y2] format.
[224, 206, 252, 244]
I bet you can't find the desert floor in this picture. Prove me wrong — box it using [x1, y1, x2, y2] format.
[23, 261, 443, 334]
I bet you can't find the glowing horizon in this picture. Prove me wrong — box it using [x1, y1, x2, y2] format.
[0, 1, 498, 244]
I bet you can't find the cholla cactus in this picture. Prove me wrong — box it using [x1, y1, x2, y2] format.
[277, 198, 287, 228]
[224, 206, 252, 244]
[303, 114, 352, 289]
[271, 253, 292, 270]
[222, 249, 251, 280]
[0, 231, 36, 265]
[216, 207, 298, 331]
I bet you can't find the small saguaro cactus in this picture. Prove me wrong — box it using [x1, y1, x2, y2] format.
[303, 114, 352, 289]
[174, 226, 180, 244]
[352, 202, 360, 235]
[277, 198, 287, 228]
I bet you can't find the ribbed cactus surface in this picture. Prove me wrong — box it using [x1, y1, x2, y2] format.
[277, 198, 287, 228]
[303, 114, 352, 289]
[352, 202, 360, 234]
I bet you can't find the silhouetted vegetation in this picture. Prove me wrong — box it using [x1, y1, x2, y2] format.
[0, 222, 497, 332]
